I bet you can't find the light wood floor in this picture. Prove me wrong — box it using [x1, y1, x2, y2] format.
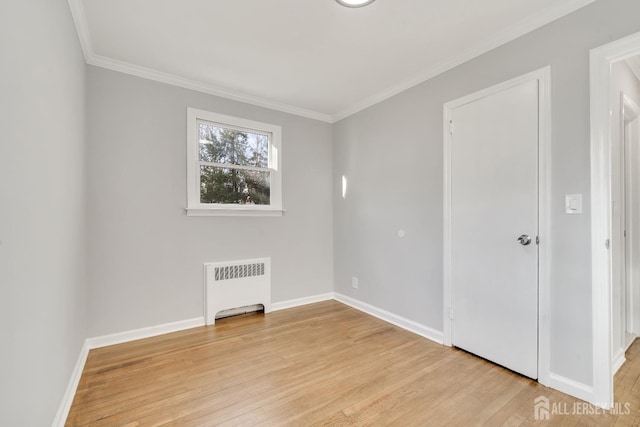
[67, 301, 640, 426]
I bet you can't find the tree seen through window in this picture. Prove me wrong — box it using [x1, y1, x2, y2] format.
[198, 122, 270, 205]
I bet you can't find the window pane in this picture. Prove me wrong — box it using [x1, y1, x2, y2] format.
[200, 166, 270, 205]
[199, 122, 269, 168]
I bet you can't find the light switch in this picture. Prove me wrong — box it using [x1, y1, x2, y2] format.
[565, 194, 582, 215]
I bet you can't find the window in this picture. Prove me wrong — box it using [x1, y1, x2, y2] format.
[186, 108, 282, 216]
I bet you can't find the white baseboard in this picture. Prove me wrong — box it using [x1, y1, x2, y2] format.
[52, 340, 90, 427]
[333, 293, 444, 345]
[625, 334, 636, 351]
[63, 293, 610, 424]
[273, 292, 444, 345]
[87, 317, 205, 349]
[612, 348, 626, 375]
[53, 297, 331, 425]
[272, 292, 334, 311]
[50, 296, 443, 426]
[53, 295, 607, 424]
[54, 317, 206, 425]
[543, 373, 595, 406]
[332, 294, 602, 408]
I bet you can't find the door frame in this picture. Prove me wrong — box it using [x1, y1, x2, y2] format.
[443, 66, 552, 384]
[590, 31, 640, 409]
[622, 93, 640, 340]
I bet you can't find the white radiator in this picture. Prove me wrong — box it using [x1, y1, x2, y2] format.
[204, 258, 271, 325]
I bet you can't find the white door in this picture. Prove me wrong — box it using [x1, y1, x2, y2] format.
[450, 79, 539, 379]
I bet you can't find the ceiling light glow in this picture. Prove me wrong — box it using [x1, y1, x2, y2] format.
[335, 0, 376, 8]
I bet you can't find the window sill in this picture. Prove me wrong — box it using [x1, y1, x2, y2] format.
[186, 208, 285, 217]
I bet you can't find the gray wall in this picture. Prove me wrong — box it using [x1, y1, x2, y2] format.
[86, 67, 334, 336]
[3, 1, 639, 421]
[0, 0, 88, 424]
[333, 0, 640, 387]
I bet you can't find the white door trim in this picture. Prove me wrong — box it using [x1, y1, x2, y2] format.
[443, 66, 552, 382]
[622, 94, 640, 337]
[590, 30, 640, 409]
[622, 94, 640, 123]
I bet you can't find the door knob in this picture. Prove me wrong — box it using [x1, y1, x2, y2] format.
[517, 234, 531, 246]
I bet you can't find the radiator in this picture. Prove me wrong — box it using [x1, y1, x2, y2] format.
[204, 258, 271, 325]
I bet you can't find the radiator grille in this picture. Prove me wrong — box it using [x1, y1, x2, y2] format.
[214, 263, 265, 281]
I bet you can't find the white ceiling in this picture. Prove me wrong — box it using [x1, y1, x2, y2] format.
[71, 0, 597, 122]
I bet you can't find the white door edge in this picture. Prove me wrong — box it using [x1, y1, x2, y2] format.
[442, 66, 552, 384]
[622, 94, 640, 336]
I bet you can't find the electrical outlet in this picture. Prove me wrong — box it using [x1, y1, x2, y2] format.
[352, 277, 358, 289]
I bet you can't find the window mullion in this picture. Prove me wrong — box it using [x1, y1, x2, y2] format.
[197, 161, 271, 173]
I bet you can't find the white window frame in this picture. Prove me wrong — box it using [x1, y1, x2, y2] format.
[186, 108, 283, 216]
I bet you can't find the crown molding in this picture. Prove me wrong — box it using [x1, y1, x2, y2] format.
[67, 0, 92, 60]
[331, 0, 598, 122]
[86, 55, 333, 123]
[68, 0, 597, 124]
[66, 1, 332, 123]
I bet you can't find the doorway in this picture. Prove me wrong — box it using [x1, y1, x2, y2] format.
[443, 67, 551, 382]
[590, 31, 640, 408]
[611, 62, 640, 373]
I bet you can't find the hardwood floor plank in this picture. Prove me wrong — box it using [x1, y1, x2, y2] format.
[66, 301, 640, 426]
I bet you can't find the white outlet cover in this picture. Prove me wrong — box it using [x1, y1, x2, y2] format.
[398, 229, 405, 238]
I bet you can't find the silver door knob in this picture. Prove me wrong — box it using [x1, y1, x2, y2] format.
[517, 234, 531, 246]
